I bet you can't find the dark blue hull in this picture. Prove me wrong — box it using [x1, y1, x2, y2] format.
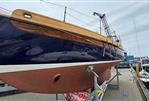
[0, 15, 124, 65]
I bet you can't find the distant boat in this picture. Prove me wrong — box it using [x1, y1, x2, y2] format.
[0, 9, 124, 93]
[139, 58, 149, 89]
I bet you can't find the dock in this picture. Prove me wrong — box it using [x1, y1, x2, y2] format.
[103, 69, 143, 101]
[0, 68, 148, 101]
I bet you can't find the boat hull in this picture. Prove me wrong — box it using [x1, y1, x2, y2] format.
[0, 15, 123, 65]
[0, 61, 119, 93]
[0, 10, 123, 93]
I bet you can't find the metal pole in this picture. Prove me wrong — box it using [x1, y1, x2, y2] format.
[56, 94, 58, 101]
[94, 75, 99, 101]
[63, 6, 67, 22]
[116, 66, 119, 88]
[100, 19, 102, 34]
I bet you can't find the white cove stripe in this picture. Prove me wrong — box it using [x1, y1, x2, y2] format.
[0, 60, 120, 73]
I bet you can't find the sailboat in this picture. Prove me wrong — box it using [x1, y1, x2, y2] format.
[0, 9, 124, 93]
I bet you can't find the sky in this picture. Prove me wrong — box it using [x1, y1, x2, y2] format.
[0, 0, 149, 57]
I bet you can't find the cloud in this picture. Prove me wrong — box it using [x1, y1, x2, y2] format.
[110, 3, 149, 25]
[121, 22, 149, 37]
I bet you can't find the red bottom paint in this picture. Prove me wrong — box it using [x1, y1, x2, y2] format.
[0, 61, 118, 94]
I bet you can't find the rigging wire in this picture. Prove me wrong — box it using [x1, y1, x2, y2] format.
[40, 0, 96, 19]
[40, 0, 101, 32]
[66, 12, 102, 32]
[40, 0, 65, 8]
[66, 12, 87, 25]
[0, 6, 12, 13]
[67, 13, 101, 34]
